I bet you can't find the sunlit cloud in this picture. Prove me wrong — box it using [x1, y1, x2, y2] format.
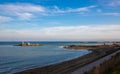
[0, 25, 120, 41]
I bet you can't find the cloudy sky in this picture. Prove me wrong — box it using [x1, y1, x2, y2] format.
[0, 0, 120, 41]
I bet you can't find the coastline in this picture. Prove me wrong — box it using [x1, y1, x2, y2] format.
[64, 43, 120, 50]
[15, 44, 120, 74]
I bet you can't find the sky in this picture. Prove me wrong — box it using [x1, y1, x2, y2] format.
[0, 0, 120, 41]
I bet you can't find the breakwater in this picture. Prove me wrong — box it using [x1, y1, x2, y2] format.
[15, 45, 120, 74]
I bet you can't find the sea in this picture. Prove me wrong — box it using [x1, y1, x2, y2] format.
[0, 41, 101, 74]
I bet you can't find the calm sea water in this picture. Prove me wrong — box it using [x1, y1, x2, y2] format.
[0, 42, 99, 74]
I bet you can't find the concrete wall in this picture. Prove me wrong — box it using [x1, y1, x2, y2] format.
[83, 52, 120, 74]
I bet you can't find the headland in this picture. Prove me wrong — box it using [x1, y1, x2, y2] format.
[64, 43, 120, 50]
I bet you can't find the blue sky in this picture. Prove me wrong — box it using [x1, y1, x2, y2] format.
[0, 0, 120, 41]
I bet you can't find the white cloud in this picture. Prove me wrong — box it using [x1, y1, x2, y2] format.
[15, 12, 33, 20]
[68, 5, 96, 12]
[0, 3, 45, 12]
[0, 3, 97, 19]
[103, 12, 120, 16]
[0, 25, 120, 41]
[52, 5, 96, 14]
[0, 16, 13, 22]
[0, 3, 46, 20]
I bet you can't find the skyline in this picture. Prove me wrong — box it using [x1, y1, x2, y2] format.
[0, 0, 120, 41]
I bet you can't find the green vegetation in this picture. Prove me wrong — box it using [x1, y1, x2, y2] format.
[108, 63, 120, 74]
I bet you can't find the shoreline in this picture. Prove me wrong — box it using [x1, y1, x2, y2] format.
[64, 43, 120, 49]
[15, 44, 120, 74]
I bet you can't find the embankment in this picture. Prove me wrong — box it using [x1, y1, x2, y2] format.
[87, 51, 120, 74]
